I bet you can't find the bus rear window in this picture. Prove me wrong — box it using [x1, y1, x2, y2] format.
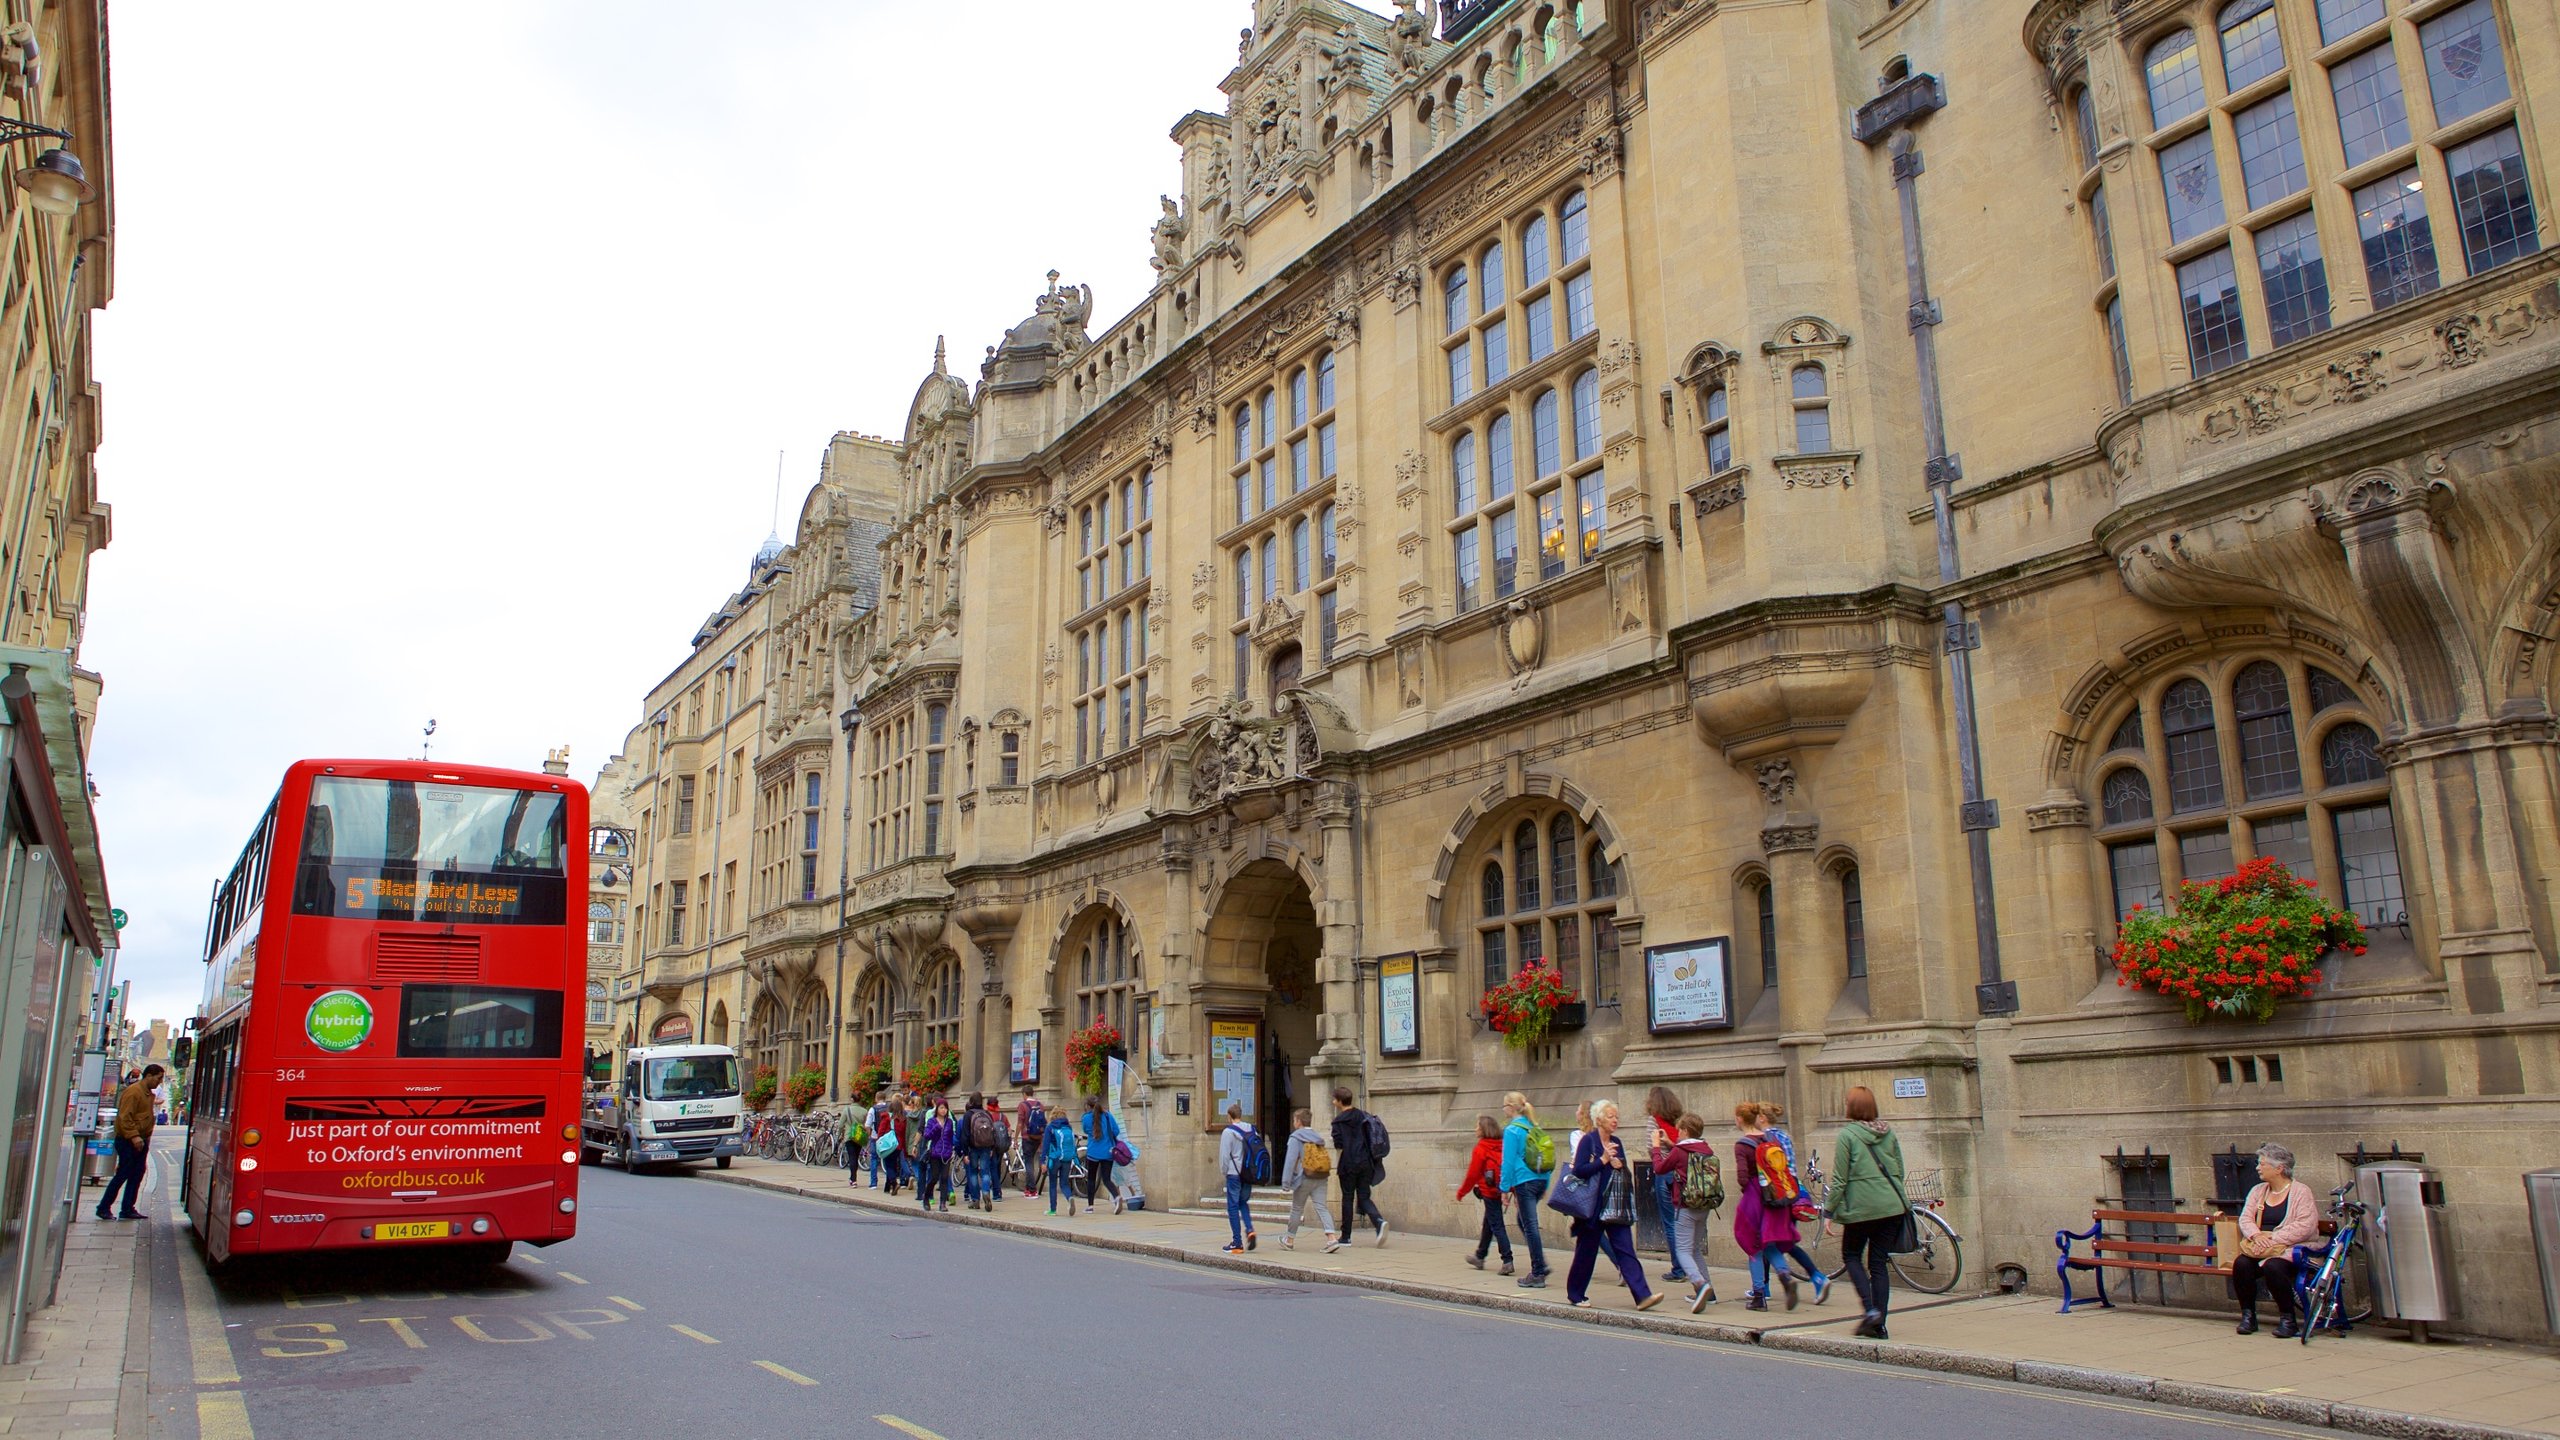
[396, 986, 563, 1058]
[293, 777, 568, 924]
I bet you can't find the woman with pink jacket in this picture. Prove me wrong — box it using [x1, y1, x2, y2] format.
[2232, 1143, 2320, 1337]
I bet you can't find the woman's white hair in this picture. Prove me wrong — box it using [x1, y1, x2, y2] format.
[1589, 1097, 1620, 1125]
[2256, 1143, 2295, 1176]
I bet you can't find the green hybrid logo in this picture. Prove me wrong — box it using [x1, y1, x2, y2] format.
[305, 990, 374, 1053]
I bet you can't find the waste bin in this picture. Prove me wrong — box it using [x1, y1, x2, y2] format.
[2528, 1169, 2560, 1334]
[2357, 1162, 2455, 1335]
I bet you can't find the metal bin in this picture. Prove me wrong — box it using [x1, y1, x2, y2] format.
[2527, 1169, 2560, 1334]
[2357, 1161, 2455, 1333]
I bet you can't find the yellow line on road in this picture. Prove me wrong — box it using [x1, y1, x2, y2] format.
[198, 1392, 254, 1440]
[669, 1324, 720, 1344]
[754, 1360, 818, 1386]
[608, 1295, 645, 1311]
[174, 1215, 252, 1438]
[553, 1271, 589, 1284]
[875, 1418, 949, 1440]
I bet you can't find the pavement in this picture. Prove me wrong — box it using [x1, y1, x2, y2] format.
[707, 1154, 2560, 1440]
[0, 1192, 152, 1440]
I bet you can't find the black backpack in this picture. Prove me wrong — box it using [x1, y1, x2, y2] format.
[966, 1107, 999, 1148]
[1363, 1113, 1391, 1160]
[1233, 1125, 1271, 1183]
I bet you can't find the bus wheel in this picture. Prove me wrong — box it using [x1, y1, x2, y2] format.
[716, 1156, 732, 1170]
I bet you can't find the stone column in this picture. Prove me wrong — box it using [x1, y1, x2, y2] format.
[2022, 792, 2096, 1014]
[1763, 818, 1831, 1126]
[1310, 781, 1365, 1083]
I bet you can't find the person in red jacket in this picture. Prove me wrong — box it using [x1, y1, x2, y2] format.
[1455, 1113, 1515, 1275]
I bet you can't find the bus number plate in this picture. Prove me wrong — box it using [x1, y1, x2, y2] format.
[375, 1222, 450, 1241]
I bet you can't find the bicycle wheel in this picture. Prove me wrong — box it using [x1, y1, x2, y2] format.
[2302, 1262, 2338, 1345]
[2338, 1239, 2375, 1324]
[1889, 1208, 1965, 1294]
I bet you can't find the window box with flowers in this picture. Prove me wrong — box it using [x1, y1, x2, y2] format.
[846, 1051, 894, 1105]
[1480, 960, 1582, 1050]
[743, 1064, 779, 1112]
[782, 1064, 829, 1111]
[2111, 856, 2366, 1024]
[1065, 1016, 1125, 1096]
[900, 1042, 961, 1097]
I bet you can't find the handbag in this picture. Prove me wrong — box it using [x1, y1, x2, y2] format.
[873, 1130, 899, 1157]
[1882, 1159, 1921, 1255]
[1546, 1165, 1604, 1223]
[1597, 1165, 1636, 1227]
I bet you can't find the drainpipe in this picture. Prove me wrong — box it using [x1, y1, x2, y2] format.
[1854, 66, 2017, 1016]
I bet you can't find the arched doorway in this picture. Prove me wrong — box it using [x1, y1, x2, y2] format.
[1201, 859, 1323, 1142]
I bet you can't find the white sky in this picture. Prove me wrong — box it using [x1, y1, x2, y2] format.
[85, 2, 1257, 1027]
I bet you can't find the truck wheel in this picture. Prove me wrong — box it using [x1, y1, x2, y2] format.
[617, 1131, 639, 1172]
[716, 1156, 732, 1170]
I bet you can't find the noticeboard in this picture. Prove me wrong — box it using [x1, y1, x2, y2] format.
[1008, 1030, 1040, 1086]
[1643, 936, 1736, 1034]
[1378, 953, 1420, 1057]
[1206, 1016, 1258, 1130]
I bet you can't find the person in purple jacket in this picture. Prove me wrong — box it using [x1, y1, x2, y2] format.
[919, 1098, 957, 1212]
[1564, 1100, 1661, 1311]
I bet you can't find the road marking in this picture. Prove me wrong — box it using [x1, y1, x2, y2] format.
[755, 1360, 818, 1386]
[518, 1254, 544, 1264]
[608, 1295, 645, 1311]
[1355, 1296, 2305, 1436]
[174, 1214, 254, 1438]
[199, 1392, 254, 1440]
[875, 1418, 948, 1440]
[553, 1271, 589, 1284]
[669, 1324, 721, 1344]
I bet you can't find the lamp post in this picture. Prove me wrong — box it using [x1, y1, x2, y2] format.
[0, 116, 93, 217]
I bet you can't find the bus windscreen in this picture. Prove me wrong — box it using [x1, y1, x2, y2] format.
[292, 777, 568, 924]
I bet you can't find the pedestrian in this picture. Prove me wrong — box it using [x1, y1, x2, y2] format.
[1279, 1107, 1340, 1252]
[1830, 1086, 1910, 1340]
[95, 1063, 162, 1221]
[1500, 1092, 1552, 1288]
[963, 1094, 1006, 1211]
[1564, 1099, 1659, 1310]
[1044, 1107, 1082, 1216]
[868, 1091, 900, 1190]
[1639, 1086, 1690, 1289]
[920, 1098, 957, 1212]
[2231, 1142, 2318, 1338]
[1654, 1112, 1720, 1307]
[898, 1091, 928, 1195]
[1218, 1103, 1263, 1254]
[844, 1101, 871, 1187]
[1456, 1113, 1514, 1275]
[1565, 1099, 1592, 1165]
[1080, 1095, 1126, 1213]
[1732, 1101, 1828, 1310]
[1328, 1086, 1389, 1246]
[1016, 1086, 1048, 1198]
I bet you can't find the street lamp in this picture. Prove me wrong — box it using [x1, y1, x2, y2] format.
[0, 117, 91, 216]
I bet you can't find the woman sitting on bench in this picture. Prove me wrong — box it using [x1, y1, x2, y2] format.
[2233, 1143, 2320, 1337]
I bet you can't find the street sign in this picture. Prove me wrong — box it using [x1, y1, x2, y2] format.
[110, 907, 127, 930]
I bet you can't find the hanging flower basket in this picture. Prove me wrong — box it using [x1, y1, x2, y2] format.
[846, 1051, 894, 1105]
[900, 1042, 961, 1096]
[782, 1064, 829, 1110]
[2112, 856, 2367, 1023]
[1065, 1018, 1123, 1096]
[1480, 961, 1581, 1051]
[743, 1064, 779, 1111]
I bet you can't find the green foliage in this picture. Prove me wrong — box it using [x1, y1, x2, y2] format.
[2112, 856, 2367, 1023]
[1479, 961, 1579, 1051]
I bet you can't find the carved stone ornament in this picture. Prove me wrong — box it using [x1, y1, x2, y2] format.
[2437, 312, 2487, 368]
[1184, 694, 1324, 805]
[1780, 461, 1854, 490]
[1753, 758, 1797, 807]
[1388, 264, 1423, 310]
[2327, 349, 2385, 402]
[1252, 595, 1302, 643]
[1691, 472, 1746, 519]
[1760, 822, 1820, 855]
[1499, 599, 1545, 677]
[1396, 641, 1425, 710]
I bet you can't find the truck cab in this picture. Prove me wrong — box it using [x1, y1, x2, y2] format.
[582, 1044, 746, 1171]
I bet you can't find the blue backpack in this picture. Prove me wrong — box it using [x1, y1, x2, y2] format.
[1232, 1125, 1271, 1184]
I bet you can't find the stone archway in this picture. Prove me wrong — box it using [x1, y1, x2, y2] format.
[1200, 858, 1323, 1141]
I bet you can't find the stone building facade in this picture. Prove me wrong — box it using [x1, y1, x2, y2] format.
[619, 0, 2558, 1334]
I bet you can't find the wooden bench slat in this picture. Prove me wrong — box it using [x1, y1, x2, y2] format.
[2091, 1209, 2216, 1226]
[2092, 1239, 2216, 1257]
[2075, 1258, 2228, 1276]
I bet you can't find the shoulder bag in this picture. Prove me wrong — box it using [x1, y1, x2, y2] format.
[1879, 1143, 1921, 1254]
[1545, 1146, 1606, 1224]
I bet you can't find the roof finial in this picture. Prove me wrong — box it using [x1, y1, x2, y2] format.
[932, 335, 948, 375]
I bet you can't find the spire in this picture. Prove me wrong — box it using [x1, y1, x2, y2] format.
[933, 335, 948, 375]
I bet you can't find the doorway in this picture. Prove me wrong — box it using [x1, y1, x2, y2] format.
[1201, 859, 1323, 1144]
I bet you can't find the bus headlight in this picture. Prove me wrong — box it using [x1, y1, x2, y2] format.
[232, 1209, 255, 1227]
[470, 1218, 491, 1234]
[239, 1157, 257, 1172]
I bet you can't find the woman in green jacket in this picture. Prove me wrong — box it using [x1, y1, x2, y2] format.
[1829, 1085, 1908, 1339]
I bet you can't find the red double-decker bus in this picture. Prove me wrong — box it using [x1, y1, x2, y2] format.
[181, 759, 586, 1267]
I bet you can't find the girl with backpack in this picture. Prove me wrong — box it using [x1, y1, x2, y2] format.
[1279, 1107, 1341, 1252]
[1043, 1108, 1082, 1215]
[1562, 1100, 1659, 1310]
[1652, 1112, 1720, 1308]
[1642, 1087, 1692, 1289]
[1080, 1095, 1126, 1214]
[1456, 1114, 1515, 1275]
[920, 1099, 957, 1212]
[1499, 1092, 1552, 1288]
[1731, 1101, 1828, 1309]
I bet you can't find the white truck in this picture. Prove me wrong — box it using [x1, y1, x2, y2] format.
[581, 1044, 747, 1171]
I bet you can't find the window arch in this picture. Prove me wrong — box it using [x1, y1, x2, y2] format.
[2095, 658, 2404, 937]
[2144, 28, 2205, 127]
[1839, 865, 1868, 980]
[586, 981, 610, 1027]
[791, 981, 830, 1078]
[1472, 806, 1624, 1011]
[920, 952, 963, 1056]
[1700, 380, 1732, 474]
[2217, 0, 2283, 90]
[1789, 364, 1831, 452]
[708, 1001, 728, 1048]
[748, 991, 784, 1081]
[1073, 911, 1141, 1041]
[853, 968, 895, 1070]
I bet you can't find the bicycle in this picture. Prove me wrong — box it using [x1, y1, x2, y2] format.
[1802, 1149, 1967, 1295]
[2296, 1183, 2375, 1343]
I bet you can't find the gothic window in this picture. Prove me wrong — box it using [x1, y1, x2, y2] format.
[1839, 865, 1868, 980]
[1074, 912, 1140, 1040]
[854, 968, 895, 1070]
[1789, 364, 1831, 452]
[921, 953, 963, 1056]
[1700, 380, 1732, 474]
[1473, 807, 1623, 1010]
[1075, 590, 1148, 765]
[1079, 466, 1153, 612]
[586, 981, 609, 1027]
[865, 707, 931, 868]
[1753, 874, 1777, 988]
[791, 981, 830, 1077]
[801, 768, 827, 899]
[589, 901, 618, 945]
[1227, 347, 1342, 695]
[749, 991, 784, 1080]
[2075, 0, 2537, 408]
[2094, 656, 2403, 940]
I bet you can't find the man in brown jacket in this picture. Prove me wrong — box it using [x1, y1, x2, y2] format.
[95, 1063, 163, 1221]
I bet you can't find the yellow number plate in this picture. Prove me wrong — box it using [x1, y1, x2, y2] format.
[374, 1222, 450, 1241]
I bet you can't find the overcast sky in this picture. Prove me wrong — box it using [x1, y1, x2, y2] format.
[85, 2, 1254, 1027]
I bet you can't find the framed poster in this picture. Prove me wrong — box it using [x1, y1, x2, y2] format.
[1206, 1016, 1258, 1131]
[1008, 1029, 1040, 1086]
[1644, 936, 1736, 1034]
[1378, 953, 1420, 1057]
[1146, 1004, 1166, 1073]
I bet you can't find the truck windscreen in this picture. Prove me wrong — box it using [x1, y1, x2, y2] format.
[644, 1056, 740, 1101]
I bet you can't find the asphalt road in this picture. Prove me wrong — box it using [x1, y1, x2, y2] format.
[136, 1157, 2323, 1440]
